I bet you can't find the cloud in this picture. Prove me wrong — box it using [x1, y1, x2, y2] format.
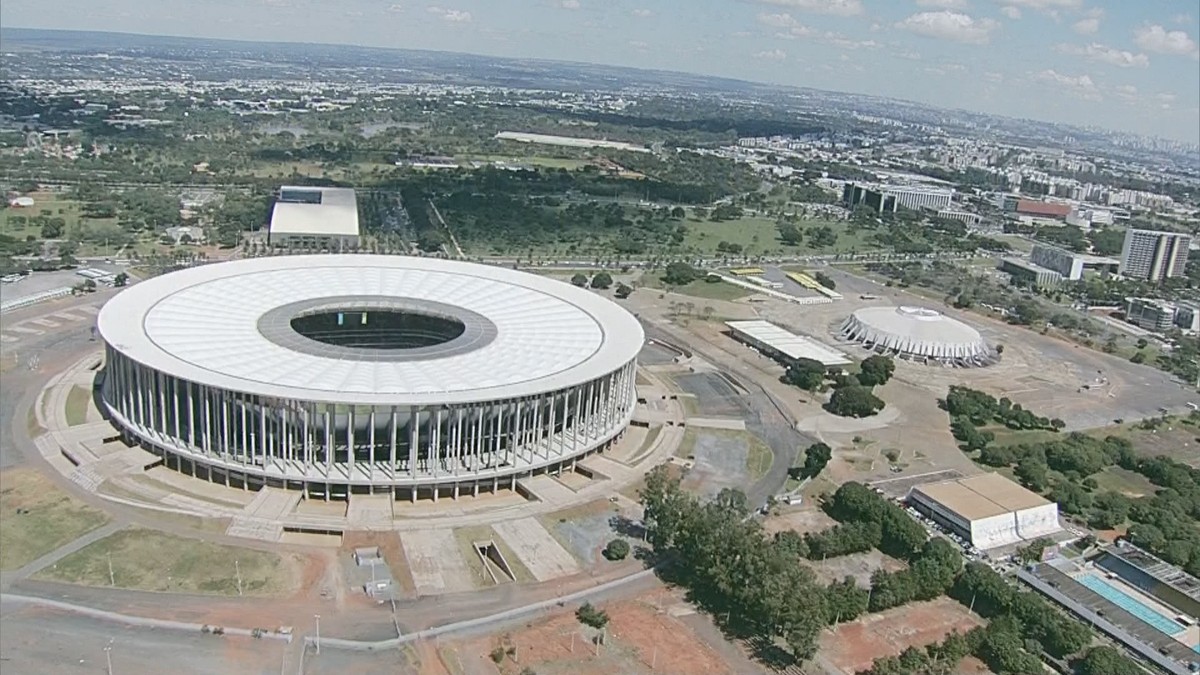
[754, 0, 864, 17]
[1133, 24, 1200, 59]
[1033, 69, 1100, 99]
[896, 11, 999, 44]
[558, 0, 580, 9]
[1000, 6, 1021, 19]
[1071, 7, 1102, 34]
[631, 8, 653, 17]
[753, 48, 788, 61]
[387, 3, 404, 11]
[1056, 43, 1149, 68]
[427, 6, 472, 21]
[1174, 14, 1194, 26]
[997, 0, 1080, 11]
[916, 0, 968, 8]
[759, 13, 877, 48]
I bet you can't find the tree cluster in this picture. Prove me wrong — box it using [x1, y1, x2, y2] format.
[942, 386, 1063, 432]
[825, 385, 885, 418]
[640, 468, 855, 662]
[856, 355, 895, 387]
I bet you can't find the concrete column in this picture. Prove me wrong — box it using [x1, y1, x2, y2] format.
[347, 408, 356, 479]
[432, 408, 443, 478]
[324, 407, 333, 475]
[187, 383, 196, 449]
[409, 406, 420, 477]
[389, 407, 398, 476]
[368, 408, 377, 478]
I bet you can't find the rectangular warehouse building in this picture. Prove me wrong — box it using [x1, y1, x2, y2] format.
[908, 473, 1061, 550]
[268, 185, 360, 250]
[725, 319, 851, 367]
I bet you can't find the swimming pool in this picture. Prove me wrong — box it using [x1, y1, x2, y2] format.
[1077, 574, 1183, 637]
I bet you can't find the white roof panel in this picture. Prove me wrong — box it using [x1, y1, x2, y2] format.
[269, 186, 360, 237]
[98, 256, 644, 406]
[726, 319, 851, 366]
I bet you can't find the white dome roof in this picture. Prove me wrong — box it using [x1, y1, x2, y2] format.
[839, 306, 995, 367]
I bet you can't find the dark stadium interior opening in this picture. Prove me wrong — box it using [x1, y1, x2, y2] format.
[290, 309, 466, 349]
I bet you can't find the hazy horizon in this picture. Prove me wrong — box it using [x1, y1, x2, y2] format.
[2, 0, 1198, 144]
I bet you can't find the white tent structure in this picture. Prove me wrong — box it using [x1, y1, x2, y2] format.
[839, 306, 996, 367]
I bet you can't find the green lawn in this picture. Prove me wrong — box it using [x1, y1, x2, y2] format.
[0, 469, 111, 571]
[64, 386, 91, 426]
[746, 434, 774, 480]
[682, 216, 878, 256]
[660, 278, 753, 302]
[1091, 466, 1156, 498]
[34, 528, 296, 596]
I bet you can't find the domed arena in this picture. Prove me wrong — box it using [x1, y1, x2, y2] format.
[97, 255, 643, 501]
[838, 306, 996, 367]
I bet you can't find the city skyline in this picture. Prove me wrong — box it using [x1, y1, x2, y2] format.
[2, 0, 1199, 143]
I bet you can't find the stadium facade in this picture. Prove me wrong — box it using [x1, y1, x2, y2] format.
[97, 256, 643, 501]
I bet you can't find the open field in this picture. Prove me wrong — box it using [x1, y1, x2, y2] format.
[444, 589, 740, 674]
[811, 549, 908, 587]
[33, 528, 300, 596]
[682, 216, 875, 256]
[0, 469, 111, 571]
[643, 277, 754, 302]
[820, 597, 985, 674]
[64, 385, 91, 426]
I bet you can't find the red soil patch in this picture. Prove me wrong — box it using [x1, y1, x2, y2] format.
[447, 590, 736, 674]
[342, 530, 417, 594]
[820, 597, 984, 674]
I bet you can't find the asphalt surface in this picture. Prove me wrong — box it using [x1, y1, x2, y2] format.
[643, 322, 814, 509]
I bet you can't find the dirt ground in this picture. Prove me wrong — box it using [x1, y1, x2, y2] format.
[342, 530, 417, 595]
[441, 589, 740, 675]
[762, 507, 837, 536]
[811, 549, 908, 587]
[819, 597, 984, 675]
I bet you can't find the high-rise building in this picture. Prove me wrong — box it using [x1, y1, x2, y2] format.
[842, 182, 954, 214]
[1119, 229, 1191, 282]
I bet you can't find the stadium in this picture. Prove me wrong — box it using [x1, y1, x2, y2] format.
[97, 255, 643, 501]
[839, 305, 997, 367]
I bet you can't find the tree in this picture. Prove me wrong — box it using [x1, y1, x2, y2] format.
[614, 282, 633, 299]
[783, 358, 826, 391]
[670, 206, 686, 219]
[570, 273, 589, 287]
[825, 385, 884, 418]
[113, 272, 129, 288]
[778, 223, 803, 246]
[662, 261, 699, 285]
[813, 271, 836, 290]
[800, 442, 833, 479]
[603, 539, 630, 561]
[1016, 538, 1051, 563]
[857, 355, 895, 387]
[590, 272, 613, 289]
[1072, 646, 1142, 675]
[575, 602, 609, 629]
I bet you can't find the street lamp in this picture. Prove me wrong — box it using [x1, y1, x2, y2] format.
[104, 638, 113, 675]
[314, 614, 321, 654]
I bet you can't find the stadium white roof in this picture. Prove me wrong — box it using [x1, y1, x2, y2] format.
[269, 186, 360, 237]
[840, 306, 993, 365]
[97, 256, 644, 406]
[725, 319, 851, 366]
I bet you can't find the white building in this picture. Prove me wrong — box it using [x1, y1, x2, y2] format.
[267, 186, 360, 250]
[908, 473, 1062, 550]
[1120, 229, 1191, 282]
[725, 319, 851, 367]
[1029, 244, 1119, 281]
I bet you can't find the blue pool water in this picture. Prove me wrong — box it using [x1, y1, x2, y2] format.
[1077, 574, 1183, 637]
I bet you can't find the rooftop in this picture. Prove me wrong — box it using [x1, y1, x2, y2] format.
[912, 473, 1050, 521]
[269, 186, 359, 237]
[97, 255, 644, 406]
[725, 319, 851, 366]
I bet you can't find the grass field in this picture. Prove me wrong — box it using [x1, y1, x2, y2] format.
[0, 469, 111, 571]
[682, 216, 878, 256]
[0, 192, 106, 239]
[35, 528, 297, 596]
[745, 433, 774, 480]
[649, 277, 753, 302]
[64, 385, 91, 426]
[457, 154, 593, 170]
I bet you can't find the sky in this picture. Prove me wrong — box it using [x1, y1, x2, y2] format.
[3, 0, 1199, 143]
